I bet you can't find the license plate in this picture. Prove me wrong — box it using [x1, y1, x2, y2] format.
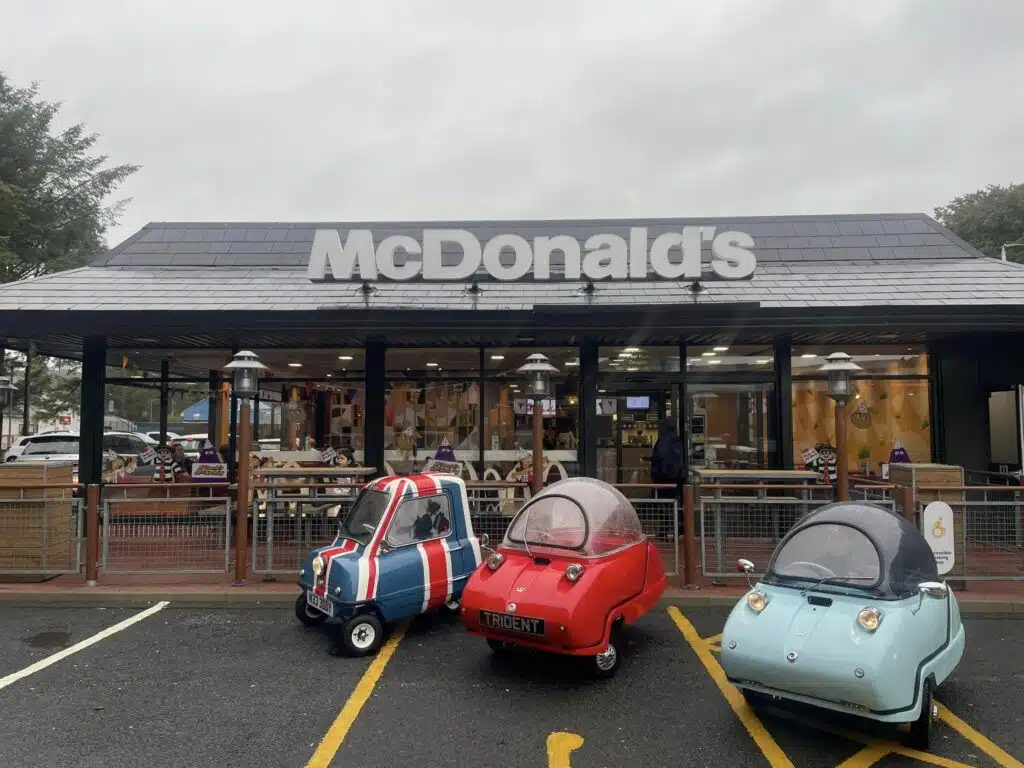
[479, 610, 545, 636]
[306, 590, 334, 617]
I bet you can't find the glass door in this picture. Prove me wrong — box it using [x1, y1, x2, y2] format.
[595, 389, 675, 484]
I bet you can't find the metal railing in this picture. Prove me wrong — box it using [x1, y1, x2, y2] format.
[101, 484, 232, 574]
[913, 486, 1024, 581]
[0, 485, 83, 576]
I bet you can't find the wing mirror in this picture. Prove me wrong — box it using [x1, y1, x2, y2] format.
[912, 581, 948, 614]
[737, 558, 755, 588]
[478, 533, 493, 553]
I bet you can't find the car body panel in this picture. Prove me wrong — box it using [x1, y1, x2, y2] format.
[720, 501, 966, 724]
[460, 477, 667, 656]
[297, 473, 483, 625]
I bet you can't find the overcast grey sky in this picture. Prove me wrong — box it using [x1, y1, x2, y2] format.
[3, 0, 1022, 248]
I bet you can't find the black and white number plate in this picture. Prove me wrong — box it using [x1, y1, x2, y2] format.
[479, 610, 545, 636]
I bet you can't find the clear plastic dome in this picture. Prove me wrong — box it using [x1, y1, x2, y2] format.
[503, 477, 645, 557]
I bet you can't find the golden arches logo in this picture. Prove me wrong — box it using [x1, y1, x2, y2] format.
[931, 518, 947, 538]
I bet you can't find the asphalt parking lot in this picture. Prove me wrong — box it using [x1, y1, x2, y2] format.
[0, 603, 1021, 768]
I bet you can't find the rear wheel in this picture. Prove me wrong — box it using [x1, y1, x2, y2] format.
[591, 624, 624, 679]
[295, 593, 327, 627]
[907, 678, 936, 750]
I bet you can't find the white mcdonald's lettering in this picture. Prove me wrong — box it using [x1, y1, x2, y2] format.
[307, 226, 757, 282]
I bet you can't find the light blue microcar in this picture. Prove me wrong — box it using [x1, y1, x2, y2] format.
[720, 501, 965, 749]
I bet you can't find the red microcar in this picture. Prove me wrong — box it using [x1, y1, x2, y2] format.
[460, 477, 668, 677]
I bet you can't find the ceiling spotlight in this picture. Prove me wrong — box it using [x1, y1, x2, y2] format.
[755, 359, 770, 364]
[713, 346, 729, 352]
[426, 362, 439, 367]
[709, 360, 722, 365]
[801, 353, 817, 359]
[701, 352, 716, 357]
[338, 355, 353, 361]
[490, 355, 505, 361]
[288, 362, 302, 368]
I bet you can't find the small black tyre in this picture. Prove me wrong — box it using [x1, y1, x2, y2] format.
[591, 624, 624, 679]
[334, 614, 385, 657]
[907, 677, 936, 750]
[295, 593, 328, 627]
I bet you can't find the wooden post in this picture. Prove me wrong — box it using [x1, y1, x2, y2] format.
[532, 399, 543, 494]
[835, 399, 849, 500]
[85, 484, 100, 586]
[233, 401, 252, 586]
[682, 484, 699, 586]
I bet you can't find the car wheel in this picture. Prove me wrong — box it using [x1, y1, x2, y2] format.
[487, 638, 512, 654]
[294, 593, 328, 627]
[439, 599, 461, 616]
[907, 678, 937, 750]
[591, 625, 624, 679]
[335, 614, 385, 657]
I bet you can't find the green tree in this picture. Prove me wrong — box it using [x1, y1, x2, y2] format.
[934, 183, 1024, 262]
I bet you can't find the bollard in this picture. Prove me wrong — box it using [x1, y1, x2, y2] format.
[682, 484, 699, 587]
[85, 484, 100, 586]
[898, 485, 915, 524]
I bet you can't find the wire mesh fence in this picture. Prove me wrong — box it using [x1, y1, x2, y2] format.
[101, 486, 231, 573]
[0, 493, 83, 575]
[251, 490, 357, 576]
[850, 484, 896, 509]
[700, 494, 833, 578]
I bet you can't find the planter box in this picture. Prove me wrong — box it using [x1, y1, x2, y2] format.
[0, 461, 76, 574]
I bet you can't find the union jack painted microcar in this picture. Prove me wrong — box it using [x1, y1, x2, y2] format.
[296, 472, 485, 657]
[720, 501, 965, 750]
[460, 477, 668, 678]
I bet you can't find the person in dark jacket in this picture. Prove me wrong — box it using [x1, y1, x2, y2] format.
[649, 419, 685, 539]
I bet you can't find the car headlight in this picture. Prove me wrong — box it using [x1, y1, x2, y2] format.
[746, 590, 768, 614]
[565, 563, 584, 583]
[311, 556, 325, 577]
[857, 607, 882, 631]
[486, 552, 504, 571]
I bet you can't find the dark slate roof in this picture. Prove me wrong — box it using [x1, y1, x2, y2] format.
[1, 213, 1022, 311]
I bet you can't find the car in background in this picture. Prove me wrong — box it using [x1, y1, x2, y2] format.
[144, 430, 182, 443]
[3, 430, 72, 462]
[11, 431, 157, 465]
[173, 433, 209, 458]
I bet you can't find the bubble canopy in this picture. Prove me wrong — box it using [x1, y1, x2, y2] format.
[503, 477, 645, 557]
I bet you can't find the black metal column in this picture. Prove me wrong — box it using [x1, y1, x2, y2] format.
[364, 342, 386, 475]
[21, 344, 33, 436]
[159, 359, 170, 444]
[79, 337, 107, 485]
[478, 346, 486, 475]
[579, 338, 599, 478]
[252, 389, 261, 442]
[773, 337, 794, 469]
[679, 341, 690, 480]
[228, 346, 239, 480]
[927, 340, 945, 464]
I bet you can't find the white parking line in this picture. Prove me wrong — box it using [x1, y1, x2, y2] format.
[0, 601, 170, 691]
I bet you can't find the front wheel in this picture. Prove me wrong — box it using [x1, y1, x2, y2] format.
[295, 593, 328, 627]
[907, 678, 937, 750]
[334, 614, 385, 657]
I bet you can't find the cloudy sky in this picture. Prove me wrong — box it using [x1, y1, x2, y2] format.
[3, 0, 1022, 248]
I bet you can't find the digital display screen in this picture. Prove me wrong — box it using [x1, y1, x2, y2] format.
[626, 396, 650, 410]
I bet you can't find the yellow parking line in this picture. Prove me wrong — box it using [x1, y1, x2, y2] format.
[704, 633, 723, 647]
[305, 624, 407, 768]
[667, 607, 795, 768]
[547, 731, 584, 767]
[836, 744, 890, 767]
[937, 703, 1024, 768]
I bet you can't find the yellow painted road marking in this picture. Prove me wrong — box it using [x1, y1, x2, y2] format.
[836, 744, 890, 767]
[938, 703, 1024, 768]
[547, 731, 584, 768]
[667, 606, 795, 768]
[704, 633, 723, 647]
[305, 624, 407, 768]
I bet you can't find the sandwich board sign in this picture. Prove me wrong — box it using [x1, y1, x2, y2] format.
[921, 500, 955, 575]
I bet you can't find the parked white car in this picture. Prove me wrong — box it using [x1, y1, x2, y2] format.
[144, 430, 182, 443]
[8, 431, 158, 464]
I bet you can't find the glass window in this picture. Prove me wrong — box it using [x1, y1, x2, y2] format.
[792, 345, 927, 377]
[687, 383, 775, 470]
[792, 379, 931, 475]
[599, 346, 680, 373]
[771, 523, 881, 583]
[385, 380, 480, 476]
[103, 435, 133, 454]
[484, 347, 579, 482]
[23, 437, 79, 455]
[505, 495, 588, 550]
[687, 345, 774, 373]
[341, 489, 391, 543]
[386, 495, 453, 546]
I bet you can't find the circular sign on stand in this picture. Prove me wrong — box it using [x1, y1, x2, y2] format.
[921, 500, 955, 575]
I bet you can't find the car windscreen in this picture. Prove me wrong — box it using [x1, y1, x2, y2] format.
[769, 522, 882, 585]
[340, 489, 391, 543]
[23, 437, 79, 455]
[504, 495, 588, 551]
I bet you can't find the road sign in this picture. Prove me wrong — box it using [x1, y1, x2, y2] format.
[921, 500, 955, 575]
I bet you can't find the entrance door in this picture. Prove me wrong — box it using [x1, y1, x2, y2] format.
[987, 386, 1024, 475]
[595, 389, 675, 484]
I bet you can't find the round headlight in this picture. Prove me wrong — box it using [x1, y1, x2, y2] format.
[857, 607, 882, 631]
[746, 590, 768, 613]
[565, 563, 584, 582]
[311, 556, 325, 576]
[486, 552, 504, 571]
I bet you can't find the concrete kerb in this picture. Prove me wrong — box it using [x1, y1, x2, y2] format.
[0, 588, 1021, 614]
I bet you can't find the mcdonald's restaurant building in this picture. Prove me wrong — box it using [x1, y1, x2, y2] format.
[2, 212, 1024, 487]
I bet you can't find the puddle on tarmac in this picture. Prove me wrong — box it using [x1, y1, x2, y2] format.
[23, 631, 71, 649]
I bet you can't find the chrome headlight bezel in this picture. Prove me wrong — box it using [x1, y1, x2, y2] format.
[565, 563, 584, 583]
[486, 552, 504, 571]
[311, 555, 325, 577]
[857, 606, 882, 631]
[746, 589, 768, 613]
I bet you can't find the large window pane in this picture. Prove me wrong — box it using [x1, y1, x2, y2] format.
[384, 380, 480, 476]
[792, 378, 932, 475]
[599, 346, 679, 373]
[484, 347, 579, 482]
[686, 383, 775, 469]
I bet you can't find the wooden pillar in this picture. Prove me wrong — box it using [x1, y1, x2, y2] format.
[835, 399, 849, 500]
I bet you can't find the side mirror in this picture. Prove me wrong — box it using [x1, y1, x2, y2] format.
[918, 581, 948, 599]
[737, 558, 755, 573]
[479, 533, 490, 549]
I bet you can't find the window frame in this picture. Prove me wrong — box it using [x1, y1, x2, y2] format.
[384, 491, 454, 549]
